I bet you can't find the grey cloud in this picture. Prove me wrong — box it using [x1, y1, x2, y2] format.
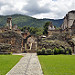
[52, 0, 57, 1]
[0, 1, 13, 10]
[23, 0, 50, 15]
[2, 10, 19, 15]
[0, 4, 20, 15]
[0, 2, 5, 9]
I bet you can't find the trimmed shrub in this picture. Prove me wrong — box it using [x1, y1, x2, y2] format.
[41, 48, 45, 55]
[59, 47, 65, 54]
[65, 50, 69, 55]
[37, 47, 72, 55]
[54, 47, 60, 55]
[46, 49, 54, 55]
[68, 48, 72, 55]
[65, 47, 72, 55]
[37, 50, 42, 55]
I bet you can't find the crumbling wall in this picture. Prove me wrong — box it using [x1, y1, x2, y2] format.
[0, 43, 11, 52]
[0, 31, 23, 53]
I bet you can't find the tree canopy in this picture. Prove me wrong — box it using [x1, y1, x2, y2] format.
[43, 21, 52, 35]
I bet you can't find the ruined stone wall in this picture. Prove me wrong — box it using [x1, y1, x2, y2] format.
[0, 31, 23, 53]
[14, 30, 21, 34]
[63, 17, 68, 29]
[0, 43, 11, 52]
[48, 30, 60, 36]
[68, 12, 75, 28]
[61, 11, 75, 29]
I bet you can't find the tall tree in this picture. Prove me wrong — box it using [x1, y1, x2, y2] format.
[43, 21, 52, 35]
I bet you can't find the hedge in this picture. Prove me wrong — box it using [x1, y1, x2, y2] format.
[37, 47, 72, 55]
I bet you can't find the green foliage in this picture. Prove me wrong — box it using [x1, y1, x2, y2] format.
[65, 47, 72, 55]
[37, 48, 46, 55]
[59, 47, 65, 54]
[37, 47, 72, 55]
[43, 22, 50, 35]
[38, 55, 75, 75]
[54, 47, 60, 54]
[37, 50, 42, 55]
[18, 26, 22, 30]
[21, 26, 43, 35]
[42, 48, 45, 55]
[46, 49, 54, 55]
[0, 14, 63, 28]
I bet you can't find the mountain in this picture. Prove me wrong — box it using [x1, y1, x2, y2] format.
[0, 14, 63, 28]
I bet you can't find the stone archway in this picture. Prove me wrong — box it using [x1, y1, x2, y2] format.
[25, 35, 37, 53]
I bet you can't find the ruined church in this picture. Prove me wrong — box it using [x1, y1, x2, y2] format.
[48, 10, 75, 53]
[0, 17, 37, 53]
[60, 10, 75, 35]
[48, 10, 75, 36]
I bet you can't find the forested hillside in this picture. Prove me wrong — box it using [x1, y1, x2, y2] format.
[0, 14, 63, 27]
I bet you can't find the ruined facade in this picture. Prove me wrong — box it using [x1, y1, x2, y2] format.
[48, 10, 75, 53]
[0, 31, 23, 53]
[7, 17, 12, 30]
[25, 35, 37, 52]
[48, 11, 75, 37]
[48, 22, 60, 36]
[60, 10, 75, 53]
[61, 10, 75, 34]
[71, 20, 75, 35]
[0, 17, 22, 34]
[0, 17, 37, 53]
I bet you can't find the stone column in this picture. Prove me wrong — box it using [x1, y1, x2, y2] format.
[7, 17, 12, 30]
[10, 20, 12, 30]
[30, 43, 32, 50]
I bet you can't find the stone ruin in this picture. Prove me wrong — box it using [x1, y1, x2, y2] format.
[0, 17, 37, 53]
[25, 35, 37, 53]
[47, 10, 75, 53]
[0, 31, 23, 53]
[48, 10, 75, 37]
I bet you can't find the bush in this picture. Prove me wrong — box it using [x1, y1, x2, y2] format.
[65, 47, 72, 55]
[54, 47, 60, 55]
[46, 49, 54, 55]
[68, 48, 72, 55]
[41, 48, 45, 55]
[59, 47, 65, 54]
[37, 50, 42, 55]
[37, 47, 72, 55]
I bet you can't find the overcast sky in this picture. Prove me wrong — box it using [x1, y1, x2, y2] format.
[0, 0, 75, 19]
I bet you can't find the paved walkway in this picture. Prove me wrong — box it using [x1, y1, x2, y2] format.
[6, 53, 43, 75]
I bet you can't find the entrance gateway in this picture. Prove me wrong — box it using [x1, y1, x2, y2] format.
[22, 35, 37, 53]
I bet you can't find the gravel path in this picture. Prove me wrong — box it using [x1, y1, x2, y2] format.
[6, 53, 43, 75]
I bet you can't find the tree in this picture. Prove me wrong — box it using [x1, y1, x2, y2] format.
[43, 21, 52, 35]
[20, 26, 43, 35]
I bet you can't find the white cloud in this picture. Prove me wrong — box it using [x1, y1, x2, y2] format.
[0, 0, 75, 19]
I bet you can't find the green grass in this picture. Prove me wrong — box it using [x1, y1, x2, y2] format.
[0, 55, 23, 75]
[38, 55, 75, 75]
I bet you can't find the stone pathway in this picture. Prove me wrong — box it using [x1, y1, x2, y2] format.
[6, 53, 43, 75]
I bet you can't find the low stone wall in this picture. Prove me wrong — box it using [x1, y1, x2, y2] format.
[0, 43, 11, 52]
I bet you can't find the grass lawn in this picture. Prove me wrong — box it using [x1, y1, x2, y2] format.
[38, 55, 75, 75]
[0, 55, 23, 75]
